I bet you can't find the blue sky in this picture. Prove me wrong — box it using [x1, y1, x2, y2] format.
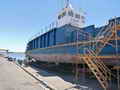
[0, 0, 120, 52]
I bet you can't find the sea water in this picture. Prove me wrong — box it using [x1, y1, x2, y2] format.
[8, 52, 25, 60]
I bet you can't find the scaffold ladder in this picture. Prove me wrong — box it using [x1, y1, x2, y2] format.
[88, 49, 112, 80]
[82, 22, 120, 89]
[83, 49, 109, 90]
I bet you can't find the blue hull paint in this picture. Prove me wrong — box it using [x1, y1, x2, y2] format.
[26, 17, 120, 65]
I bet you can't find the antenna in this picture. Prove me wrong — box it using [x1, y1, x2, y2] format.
[66, 0, 70, 8]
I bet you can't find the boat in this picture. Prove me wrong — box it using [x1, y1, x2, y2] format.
[26, 0, 120, 65]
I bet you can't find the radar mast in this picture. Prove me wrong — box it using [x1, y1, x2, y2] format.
[65, 0, 70, 8]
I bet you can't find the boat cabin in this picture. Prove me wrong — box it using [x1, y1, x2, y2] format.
[57, 0, 85, 28]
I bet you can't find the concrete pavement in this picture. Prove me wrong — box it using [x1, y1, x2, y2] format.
[22, 65, 91, 90]
[0, 57, 49, 90]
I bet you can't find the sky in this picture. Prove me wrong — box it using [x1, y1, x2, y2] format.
[0, 0, 120, 52]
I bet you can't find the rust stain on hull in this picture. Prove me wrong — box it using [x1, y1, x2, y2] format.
[27, 54, 120, 65]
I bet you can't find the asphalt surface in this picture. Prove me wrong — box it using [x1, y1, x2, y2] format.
[0, 57, 48, 90]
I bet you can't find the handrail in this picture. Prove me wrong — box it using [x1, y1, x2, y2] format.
[28, 21, 58, 42]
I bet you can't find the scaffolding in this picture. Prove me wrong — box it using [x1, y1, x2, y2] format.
[74, 18, 120, 90]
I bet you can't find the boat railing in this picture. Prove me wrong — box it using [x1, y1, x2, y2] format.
[28, 21, 58, 42]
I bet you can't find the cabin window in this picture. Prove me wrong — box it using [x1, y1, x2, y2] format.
[58, 11, 66, 20]
[68, 11, 73, 17]
[62, 11, 66, 17]
[81, 16, 85, 19]
[58, 15, 61, 20]
[75, 14, 80, 19]
[117, 20, 120, 25]
[82, 20, 85, 23]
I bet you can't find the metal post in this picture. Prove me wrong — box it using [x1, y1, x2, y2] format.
[75, 29, 79, 84]
[117, 68, 120, 89]
[114, 17, 120, 90]
[75, 62, 79, 84]
[82, 60, 86, 84]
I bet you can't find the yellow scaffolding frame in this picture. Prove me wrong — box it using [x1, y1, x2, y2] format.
[82, 19, 120, 90]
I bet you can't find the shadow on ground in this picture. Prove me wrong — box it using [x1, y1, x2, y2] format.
[29, 61, 118, 90]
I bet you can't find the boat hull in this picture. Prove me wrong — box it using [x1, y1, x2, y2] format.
[26, 53, 120, 65]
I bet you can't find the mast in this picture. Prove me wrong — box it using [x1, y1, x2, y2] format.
[65, 0, 70, 8]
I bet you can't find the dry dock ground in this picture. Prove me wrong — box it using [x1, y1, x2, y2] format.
[0, 57, 48, 90]
[0, 56, 117, 90]
[0, 56, 81, 90]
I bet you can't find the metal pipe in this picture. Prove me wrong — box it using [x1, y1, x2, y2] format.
[114, 17, 120, 90]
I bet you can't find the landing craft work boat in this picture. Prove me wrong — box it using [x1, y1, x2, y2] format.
[26, 0, 120, 65]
